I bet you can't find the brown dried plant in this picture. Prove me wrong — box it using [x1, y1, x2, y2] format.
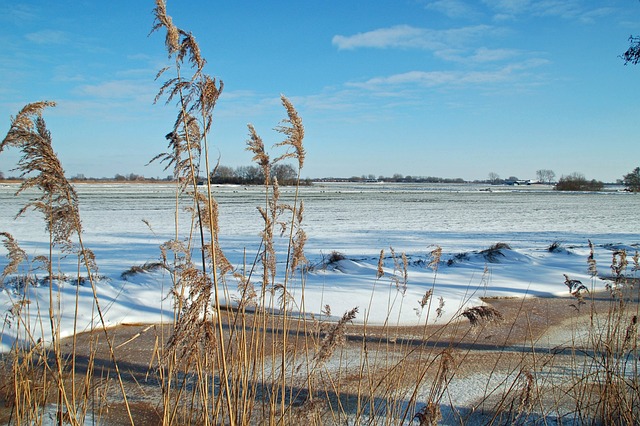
[587, 239, 598, 277]
[563, 273, 588, 306]
[0, 232, 27, 279]
[1, 102, 134, 423]
[274, 95, 306, 169]
[1, 102, 80, 251]
[611, 249, 628, 282]
[388, 247, 408, 294]
[193, 191, 232, 275]
[151, 0, 180, 55]
[312, 307, 358, 368]
[428, 246, 442, 272]
[414, 402, 442, 426]
[165, 267, 217, 361]
[461, 305, 503, 327]
[377, 249, 385, 279]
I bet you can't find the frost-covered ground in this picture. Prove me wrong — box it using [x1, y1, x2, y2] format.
[1, 182, 639, 352]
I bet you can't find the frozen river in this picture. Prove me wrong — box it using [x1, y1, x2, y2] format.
[1, 181, 639, 345]
[3, 181, 636, 256]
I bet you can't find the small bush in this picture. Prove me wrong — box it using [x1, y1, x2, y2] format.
[555, 173, 604, 191]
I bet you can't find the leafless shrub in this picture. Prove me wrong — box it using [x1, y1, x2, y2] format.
[327, 250, 346, 264]
[548, 241, 563, 253]
[480, 242, 512, 263]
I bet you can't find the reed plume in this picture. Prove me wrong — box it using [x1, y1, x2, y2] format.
[0, 232, 27, 279]
[313, 307, 358, 368]
[377, 249, 385, 278]
[428, 246, 442, 272]
[1, 101, 134, 423]
[1, 102, 80, 251]
[274, 95, 306, 169]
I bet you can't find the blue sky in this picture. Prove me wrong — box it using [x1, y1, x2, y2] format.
[1, 0, 639, 182]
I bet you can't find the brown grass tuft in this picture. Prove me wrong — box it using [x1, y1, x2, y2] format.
[461, 305, 504, 327]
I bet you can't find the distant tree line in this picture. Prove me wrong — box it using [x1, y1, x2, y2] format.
[318, 174, 465, 183]
[3, 166, 638, 191]
[209, 164, 311, 186]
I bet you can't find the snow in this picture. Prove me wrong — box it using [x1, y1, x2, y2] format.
[1, 182, 639, 352]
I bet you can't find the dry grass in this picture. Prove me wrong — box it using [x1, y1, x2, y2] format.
[1, 2, 640, 425]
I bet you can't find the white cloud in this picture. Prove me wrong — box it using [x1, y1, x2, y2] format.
[347, 58, 549, 91]
[483, 0, 613, 23]
[0, 4, 37, 23]
[76, 80, 155, 101]
[25, 30, 69, 45]
[469, 47, 520, 62]
[332, 24, 495, 52]
[332, 25, 429, 50]
[425, 0, 480, 19]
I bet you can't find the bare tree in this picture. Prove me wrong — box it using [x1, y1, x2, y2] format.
[536, 169, 556, 184]
[488, 172, 500, 184]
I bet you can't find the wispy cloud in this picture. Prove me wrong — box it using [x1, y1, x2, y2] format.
[438, 46, 521, 63]
[347, 58, 549, 91]
[0, 4, 38, 23]
[76, 79, 156, 102]
[25, 30, 69, 45]
[483, 0, 614, 23]
[332, 24, 496, 52]
[425, 0, 481, 19]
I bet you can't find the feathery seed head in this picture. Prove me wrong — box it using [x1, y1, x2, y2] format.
[274, 95, 305, 169]
[0, 232, 27, 279]
[151, 0, 180, 55]
[376, 249, 385, 278]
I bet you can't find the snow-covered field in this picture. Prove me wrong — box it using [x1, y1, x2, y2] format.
[1, 182, 638, 352]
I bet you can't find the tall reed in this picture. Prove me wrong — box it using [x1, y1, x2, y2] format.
[1, 102, 134, 424]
